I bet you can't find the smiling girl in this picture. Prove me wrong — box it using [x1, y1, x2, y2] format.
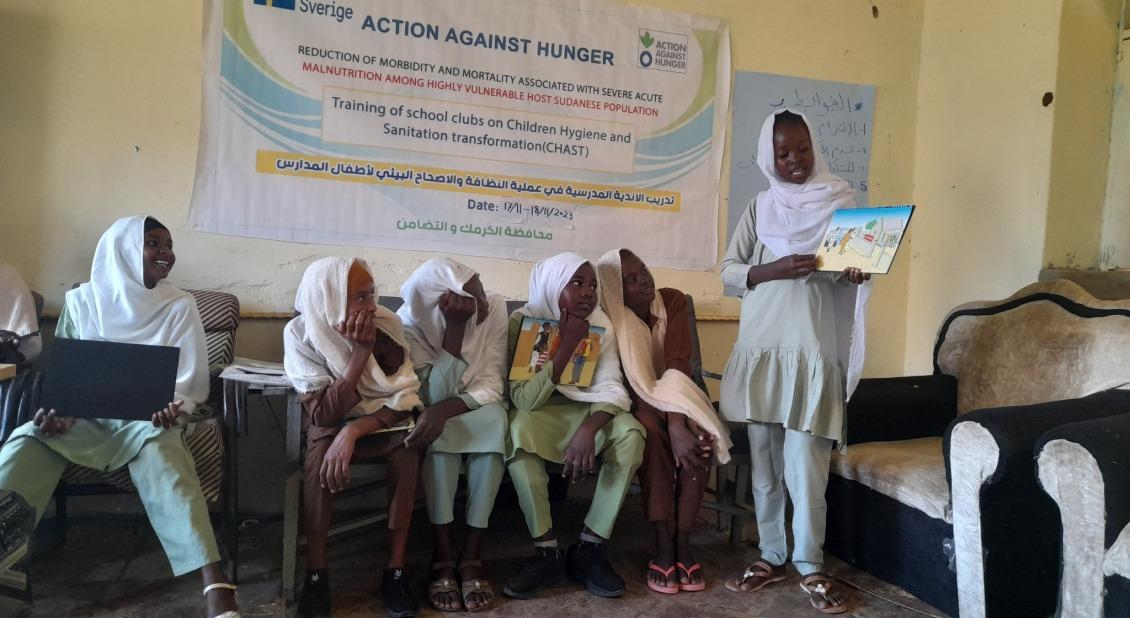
[720, 110, 871, 614]
[0, 216, 239, 618]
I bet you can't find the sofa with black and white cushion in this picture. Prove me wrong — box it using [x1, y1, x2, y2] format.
[826, 280, 1130, 617]
[1037, 410, 1130, 618]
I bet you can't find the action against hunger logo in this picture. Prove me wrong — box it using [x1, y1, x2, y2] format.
[637, 29, 688, 73]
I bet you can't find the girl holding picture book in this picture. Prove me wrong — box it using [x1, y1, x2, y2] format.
[502, 252, 644, 602]
[720, 109, 871, 614]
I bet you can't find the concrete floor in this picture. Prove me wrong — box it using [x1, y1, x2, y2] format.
[26, 483, 945, 617]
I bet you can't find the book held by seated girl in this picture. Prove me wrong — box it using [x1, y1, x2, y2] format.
[508, 316, 604, 387]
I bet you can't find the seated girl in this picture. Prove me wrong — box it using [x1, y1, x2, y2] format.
[0, 216, 239, 618]
[0, 262, 42, 364]
[283, 257, 423, 618]
[396, 258, 509, 612]
[503, 252, 644, 601]
[597, 248, 732, 594]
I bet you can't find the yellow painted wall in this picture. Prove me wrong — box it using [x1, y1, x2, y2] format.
[1043, 0, 1123, 269]
[1102, 30, 1130, 268]
[902, 0, 1125, 373]
[0, 0, 924, 378]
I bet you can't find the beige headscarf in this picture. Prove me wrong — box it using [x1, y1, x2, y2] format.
[597, 249, 731, 463]
[284, 257, 421, 415]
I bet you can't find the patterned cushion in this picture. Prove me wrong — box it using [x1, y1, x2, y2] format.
[60, 415, 225, 502]
[189, 290, 240, 334]
[205, 330, 235, 372]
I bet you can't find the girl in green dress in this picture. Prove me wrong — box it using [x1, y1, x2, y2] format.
[502, 252, 644, 601]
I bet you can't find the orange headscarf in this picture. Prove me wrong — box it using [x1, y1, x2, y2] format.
[347, 260, 372, 297]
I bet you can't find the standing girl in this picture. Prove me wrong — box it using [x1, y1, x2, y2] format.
[720, 110, 869, 614]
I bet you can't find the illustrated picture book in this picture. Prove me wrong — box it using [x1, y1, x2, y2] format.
[508, 316, 605, 387]
[815, 205, 915, 275]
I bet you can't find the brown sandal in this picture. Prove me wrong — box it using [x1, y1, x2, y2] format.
[800, 573, 848, 614]
[459, 560, 495, 613]
[428, 561, 464, 612]
[724, 560, 787, 592]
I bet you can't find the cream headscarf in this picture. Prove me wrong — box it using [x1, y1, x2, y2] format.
[755, 109, 872, 398]
[597, 249, 731, 463]
[64, 216, 209, 411]
[514, 252, 631, 411]
[397, 258, 508, 407]
[284, 257, 422, 415]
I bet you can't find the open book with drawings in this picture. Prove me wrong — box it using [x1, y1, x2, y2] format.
[815, 205, 914, 275]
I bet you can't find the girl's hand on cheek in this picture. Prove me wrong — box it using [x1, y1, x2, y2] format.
[558, 304, 590, 344]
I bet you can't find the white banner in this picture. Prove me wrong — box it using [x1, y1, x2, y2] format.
[189, 0, 730, 270]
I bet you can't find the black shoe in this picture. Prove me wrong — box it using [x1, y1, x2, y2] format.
[502, 546, 568, 599]
[298, 569, 332, 618]
[566, 541, 625, 598]
[381, 568, 418, 618]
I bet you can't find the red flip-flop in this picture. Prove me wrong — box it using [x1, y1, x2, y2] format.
[677, 562, 706, 592]
[647, 561, 679, 594]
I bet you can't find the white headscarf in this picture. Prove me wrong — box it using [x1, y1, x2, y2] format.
[754, 108, 858, 257]
[284, 257, 422, 415]
[63, 216, 209, 410]
[515, 252, 631, 411]
[397, 258, 508, 407]
[0, 263, 38, 337]
[597, 249, 732, 462]
[755, 109, 871, 398]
